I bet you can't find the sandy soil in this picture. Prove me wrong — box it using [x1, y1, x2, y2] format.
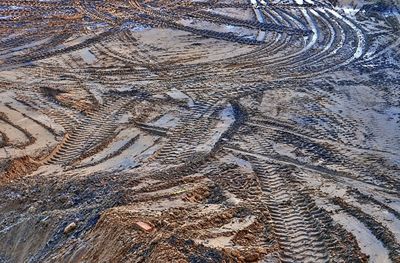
[0, 0, 399, 262]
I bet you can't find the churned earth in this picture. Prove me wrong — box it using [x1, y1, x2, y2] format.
[0, 0, 399, 262]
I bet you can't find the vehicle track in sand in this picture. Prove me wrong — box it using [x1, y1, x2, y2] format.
[0, 0, 399, 262]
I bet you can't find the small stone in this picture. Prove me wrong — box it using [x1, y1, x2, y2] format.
[27, 206, 36, 213]
[134, 221, 154, 232]
[64, 222, 77, 234]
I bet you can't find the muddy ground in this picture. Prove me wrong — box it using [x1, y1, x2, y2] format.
[0, 0, 399, 262]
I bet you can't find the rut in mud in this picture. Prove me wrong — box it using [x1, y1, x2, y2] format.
[0, 0, 399, 262]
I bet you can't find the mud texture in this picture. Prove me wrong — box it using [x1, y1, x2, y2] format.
[0, 0, 399, 262]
